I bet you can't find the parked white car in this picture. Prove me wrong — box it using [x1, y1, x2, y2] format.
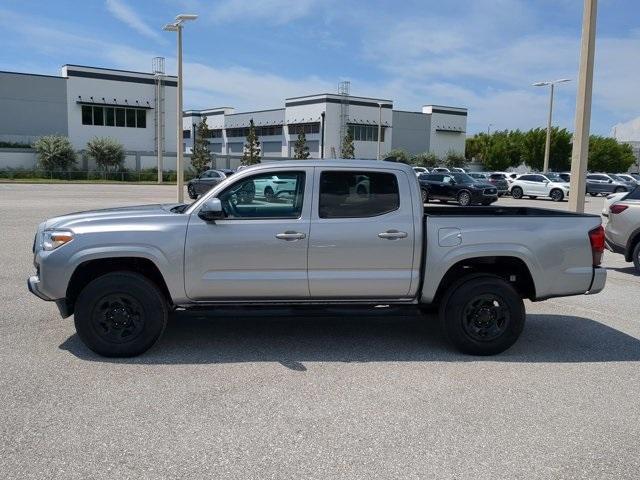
[602, 191, 628, 217]
[509, 173, 570, 202]
[413, 166, 429, 176]
[432, 167, 450, 173]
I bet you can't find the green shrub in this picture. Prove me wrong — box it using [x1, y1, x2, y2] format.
[86, 137, 125, 171]
[34, 135, 76, 170]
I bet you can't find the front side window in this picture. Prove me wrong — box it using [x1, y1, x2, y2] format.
[519, 175, 534, 181]
[218, 171, 305, 219]
[319, 171, 399, 219]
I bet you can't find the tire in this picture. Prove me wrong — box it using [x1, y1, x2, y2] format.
[187, 184, 197, 199]
[614, 187, 626, 193]
[457, 191, 471, 206]
[439, 275, 525, 355]
[550, 189, 564, 202]
[421, 188, 429, 203]
[511, 186, 523, 199]
[74, 272, 168, 357]
[264, 186, 275, 202]
[633, 241, 640, 274]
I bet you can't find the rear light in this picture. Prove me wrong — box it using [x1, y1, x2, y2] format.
[610, 204, 628, 214]
[588, 225, 605, 266]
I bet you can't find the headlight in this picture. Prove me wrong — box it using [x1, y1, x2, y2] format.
[42, 230, 74, 251]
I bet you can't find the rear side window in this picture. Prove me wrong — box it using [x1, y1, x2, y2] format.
[319, 171, 399, 218]
[625, 186, 640, 200]
[489, 173, 505, 179]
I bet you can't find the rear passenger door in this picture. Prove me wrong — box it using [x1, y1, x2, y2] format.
[307, 168, 417, 298]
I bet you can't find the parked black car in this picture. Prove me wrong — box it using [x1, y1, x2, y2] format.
[418, 172, 498, 206]
[187, 169, 228, 199]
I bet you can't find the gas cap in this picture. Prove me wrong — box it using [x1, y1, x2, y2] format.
[438, 227, 462, 247]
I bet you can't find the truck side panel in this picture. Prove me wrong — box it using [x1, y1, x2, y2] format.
[420, 214, 602, 303]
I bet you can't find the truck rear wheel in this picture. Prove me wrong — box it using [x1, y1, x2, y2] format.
[74, 272, 168, 357]
[439, 275, 525, 355]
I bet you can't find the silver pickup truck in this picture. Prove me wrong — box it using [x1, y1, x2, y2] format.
[28, 160, 607, 357]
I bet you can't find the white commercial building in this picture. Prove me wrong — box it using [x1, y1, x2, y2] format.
[0, 62, 467, 170]
[0, 63, 178, 170]
[183, 94, 466, 161]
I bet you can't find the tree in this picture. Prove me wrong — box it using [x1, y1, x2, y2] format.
[341, 128, 355, 159]
[414, 152, 439, 168]
[241, 119, 261, 165]
[34, 135, 76, 171]
[465, 136, 483, 162]
[293, 131, 310, 159]
[385, 148, 411, 164]
[444, 150, 466, 168]
[588, 136, 636, 172]
[520, 127, 571, 171]
[191, 117, 212, 173]
[86, 137, 125, 171]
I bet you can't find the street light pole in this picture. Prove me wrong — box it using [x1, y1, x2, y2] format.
[377, 103, 382, 160]
[544, 83, 554, 173]
[533, 78, 570, 172]
[569, 0, 597, 213]
[164, 14, 197, 203]
[176, 23, 184, 202]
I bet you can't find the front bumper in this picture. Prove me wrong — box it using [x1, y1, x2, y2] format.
[28, 275, 72, 318]
[28, 275, 51, 301]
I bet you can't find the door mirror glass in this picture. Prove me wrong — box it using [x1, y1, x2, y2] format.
[198, 198, 225, 222]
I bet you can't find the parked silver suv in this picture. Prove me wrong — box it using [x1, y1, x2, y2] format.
[605, 186, 640, 272]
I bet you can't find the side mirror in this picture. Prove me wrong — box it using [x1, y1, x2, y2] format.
[198, 198, 225, 222]
[608, 179, 613, 183]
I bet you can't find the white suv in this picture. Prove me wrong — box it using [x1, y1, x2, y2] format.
[509, 173, 570, 202]
[605, 186, 640, 272]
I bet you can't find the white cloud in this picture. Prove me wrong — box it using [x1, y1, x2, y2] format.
[210, 0, 317, 24]
[105, 0, 164, 42]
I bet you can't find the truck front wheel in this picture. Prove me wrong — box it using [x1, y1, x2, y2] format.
[74, 272, 168, 357]
[439, 275, 525, 355]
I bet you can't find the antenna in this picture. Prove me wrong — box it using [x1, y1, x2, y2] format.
[338, 80, 351, 156]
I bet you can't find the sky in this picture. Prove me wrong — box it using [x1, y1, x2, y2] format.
[0, 0, 639, 138]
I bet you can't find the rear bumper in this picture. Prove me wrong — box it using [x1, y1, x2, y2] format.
[588, 267, 607, 295]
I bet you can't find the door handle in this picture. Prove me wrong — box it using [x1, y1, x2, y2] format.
[275, 231, 306, 241]
[378, 230, 408, 240]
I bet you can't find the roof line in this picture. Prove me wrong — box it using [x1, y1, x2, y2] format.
[285, 93, 393, 103]
[63, 64, 177, 78]
[0, 70, 64, 79]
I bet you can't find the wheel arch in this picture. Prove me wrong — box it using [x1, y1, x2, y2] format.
[65, 257, 173, 317]
[429, 255, 536, 306]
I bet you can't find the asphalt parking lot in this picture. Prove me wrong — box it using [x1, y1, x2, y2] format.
[1, 183, 639, 479]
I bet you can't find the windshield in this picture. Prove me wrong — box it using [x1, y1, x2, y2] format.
[451, 173, 475, 184]
[545, 173, 566, 183]
[609, 174, 624, 182]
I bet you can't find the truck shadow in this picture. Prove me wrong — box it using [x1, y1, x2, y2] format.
[59, 309, 640, 367]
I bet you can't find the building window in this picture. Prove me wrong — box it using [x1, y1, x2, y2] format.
[81, 105, 148, 128]
[225, 125, 283, 138]
[82, 106, 93, 125]
[136, 109, 146, 128]
[115, 108, 125, 127]
[183, 129, 191, 139]
[288, 123, 320, 135]
[105, 108, 115, 126]
[204, 128, 223, 138]
[126, 109, 136, 128]
[93, 106, 104, 126]
[348, 124, 385, 142]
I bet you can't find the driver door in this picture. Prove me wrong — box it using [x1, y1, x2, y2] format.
[184, 168, 313, 300]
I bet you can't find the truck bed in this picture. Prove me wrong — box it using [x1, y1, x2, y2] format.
[423, 206, 598, 217]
